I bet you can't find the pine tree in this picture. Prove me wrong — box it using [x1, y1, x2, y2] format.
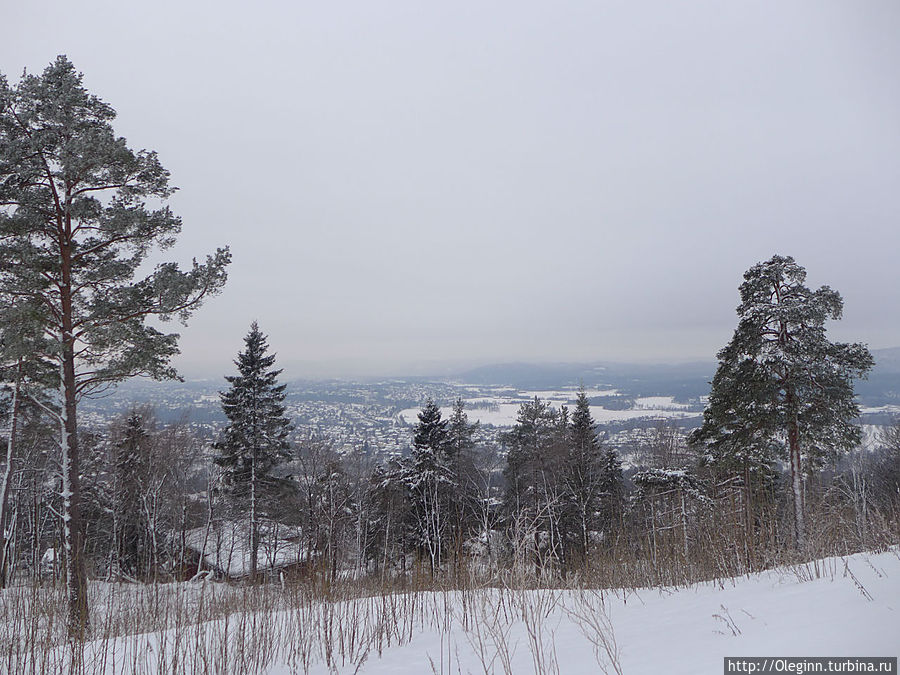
[0, 57, 229, 636]
[214, 322, 291, 581]
[690, 255, 873, 550]
[569, 390, 597, 456]
[563, 389, 606, 564]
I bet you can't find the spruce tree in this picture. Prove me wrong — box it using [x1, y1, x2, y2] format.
[406, 398, 452, 573]
[113, 412, 153, 578]
[0, 57, 229, 636]
[502, 396, 561, 512]
[569, 390, 598, 456]
[598, 444, 625, 529]
[502, 397, 566, 568]
[563, 389, 605, 564]
[214, 322, 291, 581]
[690, 255, 873, 550]
[413, 398, 449, 465]
[446, 398, 476, 463]
[444, 399, 478, 563]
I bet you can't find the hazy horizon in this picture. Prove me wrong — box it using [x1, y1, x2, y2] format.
[175, 354, 723, 382]
[4, 1, 899, 379]
[173, 348, 900, 382]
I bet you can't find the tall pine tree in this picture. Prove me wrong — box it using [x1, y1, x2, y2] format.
[690, 255, 872, 550]
[0, 57, 229, 636]
[214, 322, 291, 581]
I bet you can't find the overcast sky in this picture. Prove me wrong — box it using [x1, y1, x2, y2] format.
[3, 1, 899, 378]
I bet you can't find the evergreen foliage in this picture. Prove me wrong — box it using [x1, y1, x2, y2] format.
[411, 398, 449, 471]
[214, 322, 291, 580]
[561, 389, 607, 562]
[502, 397, 567, 568]
[502, 396, 562, 516]
[443, 399, 481, 564]
[366, 462, 414, 573]
[113, 413, 153, 577]
[404, 398, 456, 573]
[0, 56, 229, 636]
[689, 255, 873, 549]
[446, 398, 477, 463]
[598, 444, 626, 526]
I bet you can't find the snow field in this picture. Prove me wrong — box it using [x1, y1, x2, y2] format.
[294, 552, 899, 674]
[399, 393, 700, 429]
[4, 548, 896, 674]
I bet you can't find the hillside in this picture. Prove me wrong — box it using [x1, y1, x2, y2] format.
[31, 548, 898, 674]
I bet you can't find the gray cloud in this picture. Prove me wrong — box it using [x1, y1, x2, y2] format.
[4, 1, 899, 377]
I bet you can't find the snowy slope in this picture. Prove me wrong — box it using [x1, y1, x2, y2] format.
[61, 549, 898, 674]
[295, 552, 899, 674]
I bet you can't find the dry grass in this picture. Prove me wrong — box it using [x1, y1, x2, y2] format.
[2, 498, 896, 674]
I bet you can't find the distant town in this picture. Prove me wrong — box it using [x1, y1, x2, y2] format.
[82, 356, 900, 464]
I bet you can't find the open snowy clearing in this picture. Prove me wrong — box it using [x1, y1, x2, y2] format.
[34, 548, 898, 674]
[399, 394, 701, 428]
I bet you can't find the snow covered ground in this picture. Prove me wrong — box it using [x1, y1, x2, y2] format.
[42, 548, 898, 674]
[184, 521, 308, 578]
[293, 551, 899, 675]
[860, 405, 900, 416]
[632, 395, 694, 411]
[399, 393, 701, 428]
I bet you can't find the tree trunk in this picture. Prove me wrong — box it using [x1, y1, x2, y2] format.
[179, 499, 187, 580]
[31, 475, 39, 582]
[787, 407, 806, 552]
[680, 488, 689, 562]
[0, 358, 22, 588]
[743, 466, 754, 572]
[250, 451, 258, 582]
[581, 505, 589, 569]
[57, 200, 89, 638]
[62, 350, 89, 638]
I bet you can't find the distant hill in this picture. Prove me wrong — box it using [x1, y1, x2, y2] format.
[456, 362, 607, 388]
[872, 347, 900, 374]
[84, 350, 899, 423]
[456, 360, 716, 401]
[857, 348, 900, 406]
[456, 351, 900, 408]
